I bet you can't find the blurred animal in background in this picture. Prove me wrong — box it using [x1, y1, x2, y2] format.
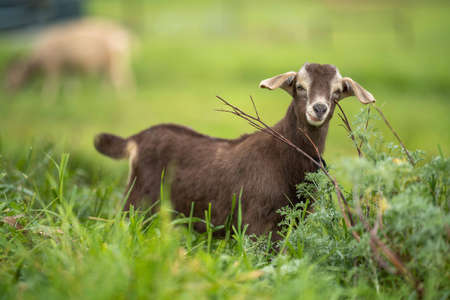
[4, 18, 135, 95]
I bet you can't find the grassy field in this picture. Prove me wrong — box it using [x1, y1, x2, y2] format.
[0, 0, 449, 299]
[1, 0, 449, 164]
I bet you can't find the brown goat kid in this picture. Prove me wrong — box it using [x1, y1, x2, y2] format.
[95, 63, 375, 238]
[5, 18, 133, 94]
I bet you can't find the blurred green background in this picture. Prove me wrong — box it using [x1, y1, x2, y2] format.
[1, 0, 449, 171]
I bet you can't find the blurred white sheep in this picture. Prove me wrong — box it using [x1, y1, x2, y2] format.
[5, 18, 135, 95]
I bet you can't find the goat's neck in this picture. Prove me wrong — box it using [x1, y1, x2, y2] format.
[274, 102, 329, 158]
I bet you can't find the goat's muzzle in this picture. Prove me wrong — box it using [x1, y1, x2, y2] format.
[306, 102, 329, 126]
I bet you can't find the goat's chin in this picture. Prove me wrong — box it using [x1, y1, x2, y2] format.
[306, 113, 326, 127]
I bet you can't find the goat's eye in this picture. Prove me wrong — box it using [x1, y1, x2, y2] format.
[332, 90, 341, 99]
[296, 84, 305, 91]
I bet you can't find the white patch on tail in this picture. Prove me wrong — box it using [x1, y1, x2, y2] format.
[126, 141, 138, 184]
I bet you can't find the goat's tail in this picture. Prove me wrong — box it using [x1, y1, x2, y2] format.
[94, 133, 130, 160]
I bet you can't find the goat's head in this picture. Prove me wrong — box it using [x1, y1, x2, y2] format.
[259, 63, 375, 127]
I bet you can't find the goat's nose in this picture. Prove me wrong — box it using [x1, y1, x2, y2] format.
[313, 103, 328, 118]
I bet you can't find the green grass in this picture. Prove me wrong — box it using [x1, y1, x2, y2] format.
[0, 0, 449, 166]
[1, 122, 448, 299]
[0, 0, 449, 299]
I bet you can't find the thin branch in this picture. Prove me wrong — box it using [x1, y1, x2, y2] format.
[298, 125, 356, 227]
[374, 204, 383, 234]
[373, 104, 415, 166]
[335, 101, 362, 157]
[297, 126, 324, 169]
[354, 191, 397, 274]
[358, 106, 371, 150]
[249, 95, 260, 120]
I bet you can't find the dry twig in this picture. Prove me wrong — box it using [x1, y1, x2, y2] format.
[335, 101, 363, 157]
[373, 104, 415, 166]
[358, 106, 371, 150]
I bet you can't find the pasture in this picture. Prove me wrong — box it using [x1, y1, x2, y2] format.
[0, 0, 449, 299]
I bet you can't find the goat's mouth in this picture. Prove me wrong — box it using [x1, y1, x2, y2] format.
[306, 112, 326, 126]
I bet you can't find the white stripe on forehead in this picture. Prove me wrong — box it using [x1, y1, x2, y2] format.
[298, 64, 343, 92]
[335, 67, 342, 79]
[331, 68, 343, 91]
[297, 64, 312, 89]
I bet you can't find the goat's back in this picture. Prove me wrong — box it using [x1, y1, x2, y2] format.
[97, 124, 293, 236]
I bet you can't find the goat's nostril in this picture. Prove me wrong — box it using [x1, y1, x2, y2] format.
[313, 103, 328, 117]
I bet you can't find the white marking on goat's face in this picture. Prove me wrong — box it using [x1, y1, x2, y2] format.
[295, 63, 343, 127]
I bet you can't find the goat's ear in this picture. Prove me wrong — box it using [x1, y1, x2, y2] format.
[340, 77, 376, 104]
[259, 71, 297, 96]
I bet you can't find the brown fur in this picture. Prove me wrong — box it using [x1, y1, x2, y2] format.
[5, 18, 134, 94]
[94, 63, 375, 239]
